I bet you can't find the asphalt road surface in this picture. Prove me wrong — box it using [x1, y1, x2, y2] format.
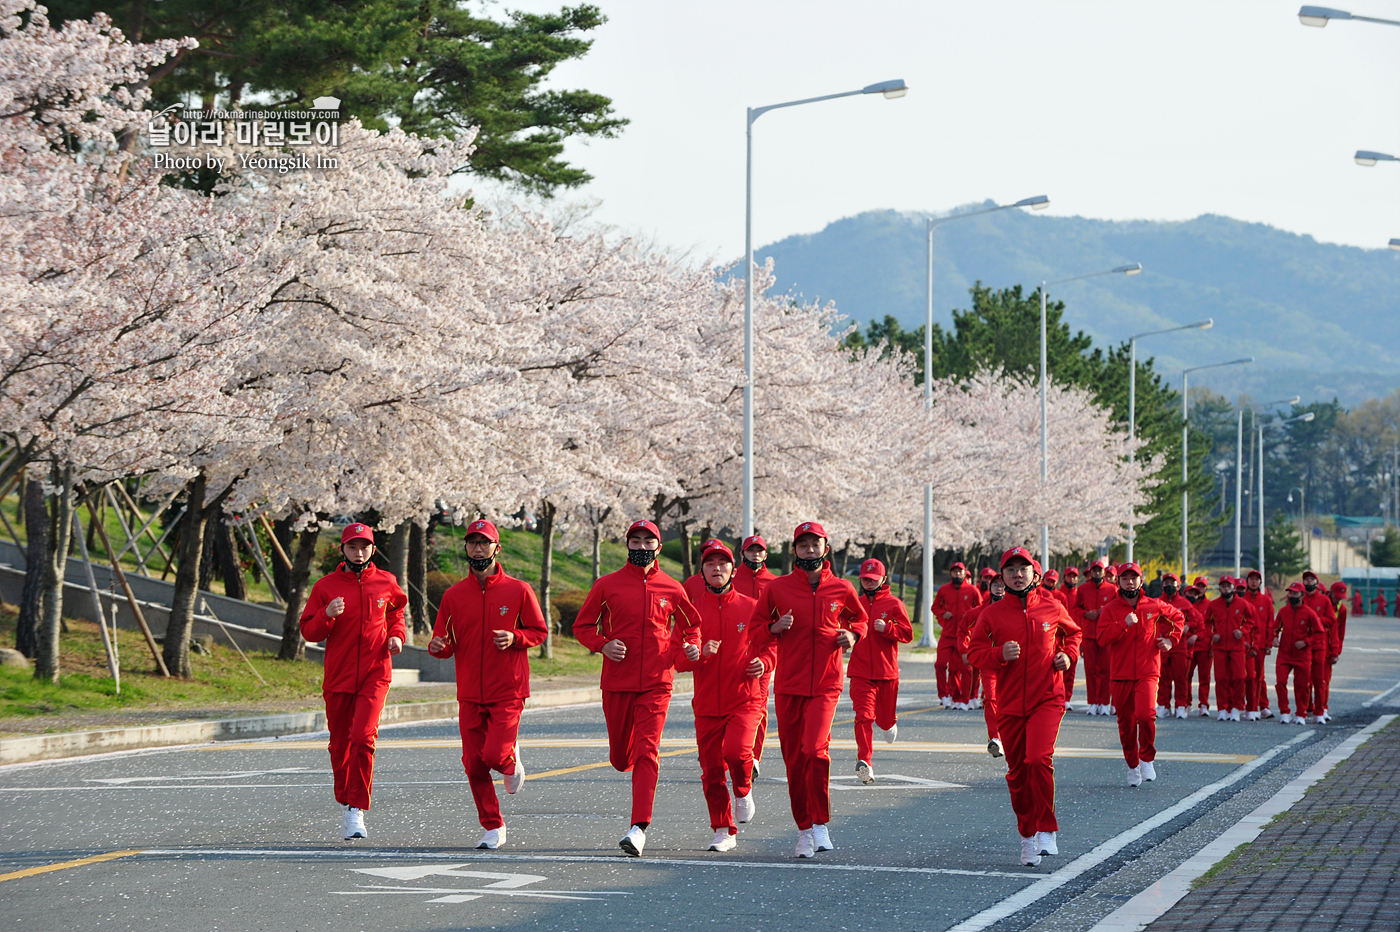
[4, 615, 1399, 932]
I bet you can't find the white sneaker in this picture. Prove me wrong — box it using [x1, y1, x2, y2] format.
[956, 702, 969, 711]
[1156, 705, 1168, 719]
[1262, 707, 1275, 719]
[856, 760, 875, 785]
[971, 698, 983, 709]
[1020, 835, 1042, 866]
[1065, 702, 1075, 712]
[881, 723, 898, 744]
[1107, 705, 1117, 715]
[795, 829, 816, 859]
[1281, 712, 1293, 723]
[1175, 707, 1188, 720]
[942, 696, 953, 709]
[1127, 765, 1143, 787]
[1199, 705, 1211, 717]
[811, 823, 833, 852]
[1140, 760, 1157, 781]
[1297, 714, 1310, 725]
[1037, 831, 1059, 856]
[1247, 711, 1258, 722]
[1230, 710, 1242, 722]
[619, 825, 646, 857]
[709, 829, 736, 852]
[1314, 714, 1327, 724]
[504, 744, 525, 795]
[1321, 709, 1331, 723]
[988, 737, 1004, 758]
[477, 826, 506, 849]
[343, 807, 366, 840]
[1217, 710, 1229, 721]
[734, 791, 756, 824]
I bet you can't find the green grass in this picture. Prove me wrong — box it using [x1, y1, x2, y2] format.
[1190, 842, 1249, 889]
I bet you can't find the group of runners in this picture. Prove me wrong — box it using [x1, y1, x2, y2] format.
[295, 519, 1351, 868]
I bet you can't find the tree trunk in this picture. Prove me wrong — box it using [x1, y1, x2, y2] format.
[164, 474, 214, 678]
[897, 545, 909, 601]
[781, 540, 792, 575]
[271, 515, 294, 598]
[17, 476, 49, 658]
[278, 525, 321, 661]
[214, 513, 247, 601]
[591, 523, 602, 583]
[538, 500, 556, 660]
[383, 522, 411, 638]
[33, 464, 74, 683]
[408, 521, 428, 637]
[85, 496, 99, 553]
[197, 508, 217, 593]
[14, 472, 23, 527]
[678, 519, 693, 581]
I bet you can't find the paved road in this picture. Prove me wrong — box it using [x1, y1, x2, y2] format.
[3, 615, 1399, 932]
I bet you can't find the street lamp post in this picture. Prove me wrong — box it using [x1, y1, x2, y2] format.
[1036, 263, 1143, 564]
[1299, 6, 1400, 28]
[1238, 396, 1300, 574]
[1258, 411, 1316, 582]
[743, 79, 908, 540]
[1126, 318, 1213, 561]
[1181, 358, 1254, 579]
[914, 196, 1049, 648]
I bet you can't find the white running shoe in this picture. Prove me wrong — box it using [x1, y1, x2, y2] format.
[1230, 710, 1242, 722]
[1127, 765, 1143, 787]
[795, 829, 816, 859]
[856, 760, 875, 785]
[343, 807, 367, 840]
[942, 696, 953, 709]
[1065, 702, 1075, 712]
[1218, 710, 1229, 721]
[1140, 760, 1157, 781]
[1107, 704, 1117, 715]
[956, 702, 969, 711]
[1037, 831, 1059, 856]
[477, 826, 507, 849]
[811, 823, 833, 852]
[1281, 712, 1293, 723]
[1199, 705, 1211, 717]
[1314, 714, 1327, 725]
[504, 744, 525, 795]
[1262, 707, 1275, 719]
[1321, 709, 1331, 723]
[1175, 707, 1188, 720]
[1247, 711, 1258, 722]
[1156, 705, 1168, 719]
[988, 737, 1004, 758]
[734, 792, 756, 824]
[881, 723, 898, 744]
[971, 698, 983, 709]
[620, 825, 646, 857]
[1297, 715, 1310, 725]
[1020, 835, 1042, 866]
[709, 830, 736, 852]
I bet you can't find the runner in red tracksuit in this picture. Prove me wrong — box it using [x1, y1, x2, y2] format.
[733, 535, 777, 775]
[963, 574, 1008, 757]
[1300, 571, 1335, 723]
[677, 539, 769, 853]
[427, 519, 548, 849]
[1328, 581, 1349, 713]
[1096, 563, 1184, 785]
[1239, 570, 1275, 719]
[849, 558, 913, 785]
[1375, 590, 1388, 616]
[574, 519, 703, 858]
[1351, 589, 1363, 616]
[1056, 567, 1079, 707]
[1204, 576, 1257, 721]
[967, 547, 1081, 867]
[1070, 559, 1116, 715]
[299, 523, 407, 840]
[1058, 567, 1078, 609]
[745, 521, 867, 859]
[933, 562, 982, 709]
[1187, 577, 1214, 714]
[1273, 583, 1317, 724]
[1157, 573, 1201, 719]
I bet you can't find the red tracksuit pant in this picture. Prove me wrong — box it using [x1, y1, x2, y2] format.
[1322, 656, 1334, 709]
[1214, 649, 1246, 711]
[980, 671, 999, 741]
[696, 703, 764, 833]
[753, 673, 773, 763]
[1275, 658, 1312, 718]
[1061, 657, 1077, 706]
[603, 688, 673, 826]
[1111, 678, 1158, 769]
[850, 676, 899, 764]
[1157, 653, 1191, 710]
[324, 685, 389, 810]
[998, 699, 1064, 839]
[1083, 639, 1112, 705]
[1189, 649, 1213, 708]
[1310, 649, 1328, 714]
[965, 665, 982, 704]
[935, 642, 963, 699]
[459, 698, 524, 830]
[775, 691, 840, 830]
[1244, 650, 1265, 712]
[1252, 651, 1269, 711]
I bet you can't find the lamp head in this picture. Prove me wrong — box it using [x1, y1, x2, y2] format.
[1355, 150, 1397, 166]
[863, 79, 908, 99]
[1299, 6, 1352, 27]
[1196, 318, 1214, 330]
[1013, 195, 1051, 210]
[1114, 262, 1144, 276]
[1300, 412, 1316, 422]
[1389, 238, 1400, 251]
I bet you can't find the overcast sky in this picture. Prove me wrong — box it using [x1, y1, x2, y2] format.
[494, 0, 1400, 264]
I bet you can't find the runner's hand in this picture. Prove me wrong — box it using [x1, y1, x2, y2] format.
[771, 612, 794, 634]
[874, 618, 887, 632]
[835, 630, 857, 650]
[1053, 651, 1070, 671]
[682, 642, 701, 662]
[1125, 612, 1138, 627]
[1212, 633, 1222, 644]
[1233, 628, 1244, 641]
[1003, 640, 1021, 662]
[941, 611, 953, 620]
[602, 639, 627, 661]
[387, 637, 403, 656]
[493, 629, 515, 650]
[1295, 639, 1307, 650]
[702, 639, 721, 658]
[746, 658, 765, 677]
[428, 636, 448, 653]
[1157, 638, 1173, 651]
[1085, 609, 1099, 620]
[326, 597, 345, 618]
[1188, 634, 1198, 646]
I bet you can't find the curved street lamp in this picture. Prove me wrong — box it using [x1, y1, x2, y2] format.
[1259, 411, 1316, 582]
[1299, 6, 1400, 27]
[1181, 358, 1254, 578]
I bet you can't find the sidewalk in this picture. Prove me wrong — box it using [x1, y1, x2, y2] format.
[1146, 716, 1400, 932]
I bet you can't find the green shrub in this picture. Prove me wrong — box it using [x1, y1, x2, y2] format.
[553, 588, 589, 637]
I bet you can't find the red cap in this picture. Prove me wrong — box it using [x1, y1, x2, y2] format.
[341, 523, 375, 545]
[741, 535, 767, 553]
[1287, 582, 1306, 594]
[627, 520, 662, 541]
[1245, 568, 1262, 579]
[699, 539, 733, 563]
[1000, 546, 1042, 574]
[793, 521, 827, 541]
[1043, 569, 1059, 582]
[1064, 566, 1080, 578]
[1218, 575, 1235, 586]
[1095, 557, 1111, 569]
[1330, 581, 1347, 592]
[463, 519, 499, 542]
[1162, 572, 1179, 583]
[859, 558, 886, 580]
[979, 567, 997, 580]
[950, 561, 968, 573]
[1302, 570, 1318, 580]
[1118, 562, 1143, 578]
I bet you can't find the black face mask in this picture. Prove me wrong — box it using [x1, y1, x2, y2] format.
[794, 554, 824, 572]
[467, 555, 495, 572]
[344, 558, 370, 575]
[742, 558, 764, 571]
[989, 592, 1004, 603]
[1122, 586, 1140, 601]
[1304, 581, 1318, 592]
[1287, 595, 1302, 607]
[1163, 585, 1178, 597]
[706, 579, 732, 595]
[628, 548, 657, 568]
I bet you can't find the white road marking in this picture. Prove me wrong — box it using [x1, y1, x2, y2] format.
[1088, 715, 1398, 932]
[1362, 676, 1400, 708]
[84, 767, 319, 785]
[944, 731, 1315, 932]
[829, 774, 967, 790]
[1345, 647, 1400, 653]
[331, 866, 626, 904]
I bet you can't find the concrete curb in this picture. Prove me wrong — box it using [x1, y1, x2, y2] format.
[0, 686, 603, 766]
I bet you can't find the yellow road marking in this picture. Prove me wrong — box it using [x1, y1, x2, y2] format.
[493, 745, 700, 786]
[0, 850, 142, 883]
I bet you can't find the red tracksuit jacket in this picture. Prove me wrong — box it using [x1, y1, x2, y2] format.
[1302, 590, 1335, 652]
[848, 584, 913, 680]
[1240, 589, 1274, 652]
[1167, 594, 1203, 657]
[1274, 603, 1319, 664]
[677, 577, 769, 716]
[300, 562, 408, 694]
[746, 563, 868, 697]
[1331, 600, 1347, 657]
[427, 565, 549, 704]
[932, 580, 983, 646]
[574, 561, 703, 692]
[1204, 596, 1256, 652]
[1071, 578, 1117, 640]
[1097, 593, 1185, 680]
[966, 588, 1082, 717]
[734, 563, 777, 599]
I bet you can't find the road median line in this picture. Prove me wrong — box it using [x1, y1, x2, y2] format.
[0, 849, 144, 883]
